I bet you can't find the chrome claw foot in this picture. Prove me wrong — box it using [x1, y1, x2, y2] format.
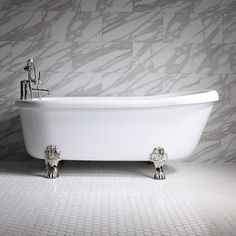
[47, 166, 59, 179]
[45, 145, 62, 179]
[150, 147, 168, 180]
[154, 167, 166, 180]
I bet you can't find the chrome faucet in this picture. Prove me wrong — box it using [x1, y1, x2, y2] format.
[21, 59, 49, 100]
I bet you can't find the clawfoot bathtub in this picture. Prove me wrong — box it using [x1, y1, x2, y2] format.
[16, 90, 219, 179]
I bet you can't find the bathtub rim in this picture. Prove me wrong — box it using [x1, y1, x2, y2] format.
[15, 90, 219, 109]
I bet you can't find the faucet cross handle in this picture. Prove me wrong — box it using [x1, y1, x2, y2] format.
[33, 78, 41, 87]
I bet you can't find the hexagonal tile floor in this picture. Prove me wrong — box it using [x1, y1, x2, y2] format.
[0, 160, 236, 236]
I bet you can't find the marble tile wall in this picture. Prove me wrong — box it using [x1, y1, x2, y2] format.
[0, 0, 235, 161]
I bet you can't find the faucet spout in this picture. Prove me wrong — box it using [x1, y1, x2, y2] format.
[32, 88, 50, 95]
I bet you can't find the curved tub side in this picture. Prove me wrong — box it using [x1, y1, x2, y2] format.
[18, 101, 214, 161]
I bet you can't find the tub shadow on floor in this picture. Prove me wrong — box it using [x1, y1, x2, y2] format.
[0, 160, 176, 179]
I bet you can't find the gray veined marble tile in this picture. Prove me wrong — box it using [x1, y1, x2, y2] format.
[11, 41, 40, 72]
[218, 0, 236, 15]
[103, 11, 163, 43]
[39, 72, 102, 96]
[221, 104, 236, 162]
[133, 42, 192, 73]
[193, 0, 236, 18]
[193, 44, 236, 74]
[77, 0, 132, 12]
[162, 73, 222, 99]
[0, 102, 13, 132]
[102, 0, 133, 12]
[38, 42, 72, 72]
[12, 41, 72, 72]
[0, 72, 15, 100]
[197, 103, 236, 163]
[0, 71, 25, 100]
[72, 42, 132, 73]
[76, 0, 100, 11]
[42, 11, 102, 42]
[0, 102, 28, 160]
[192, 0, 221, 13]
[221, 74, 236, 104]
[0, 102, 14, 160]
[3, 0, 74, 11]
[0, 41, 11, 71]
[33, 42, 72, 72]
[133, 0, 194, 12]
[184, 137, 221, 163]
[0, 0, 10, 10]
[164, 12, 223, 43]
[101, 72, 163, 96]
[223, 12, 236, 44]
[0, 11, 42, 41]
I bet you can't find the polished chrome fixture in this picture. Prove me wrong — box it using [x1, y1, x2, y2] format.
[150, 147, 168, 180]
[45, 145, 63, 178]
[21, 58, 49, 100]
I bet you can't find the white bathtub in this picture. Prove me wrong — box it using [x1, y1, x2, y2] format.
[16, 90, 219, 161]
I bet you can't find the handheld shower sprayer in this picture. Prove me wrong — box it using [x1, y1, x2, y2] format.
[24, 58, 34, 71]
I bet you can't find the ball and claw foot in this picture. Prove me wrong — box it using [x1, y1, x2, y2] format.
[150, 147, 168, 180]
[45, 145, 62, 179]
[154, 166, 166, 180]
[46, 166, 59, 179]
